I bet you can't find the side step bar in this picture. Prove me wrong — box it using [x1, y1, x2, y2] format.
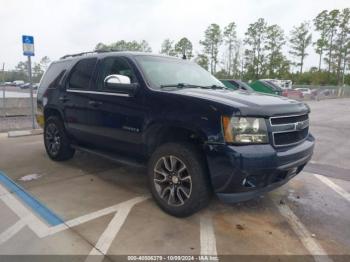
[71, 145, 146, 169]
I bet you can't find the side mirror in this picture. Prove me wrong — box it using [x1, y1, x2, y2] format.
[104, 74, 138, 96]
[105, 74, 131, 85]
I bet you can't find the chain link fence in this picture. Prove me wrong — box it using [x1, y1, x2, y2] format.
[0, 85, 37, 132]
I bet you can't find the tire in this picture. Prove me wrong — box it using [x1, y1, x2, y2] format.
[148, 142, 211, 217]
[44, 116, 75, 161]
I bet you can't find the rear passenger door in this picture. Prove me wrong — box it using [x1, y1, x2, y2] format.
[63, 58, 98, 143]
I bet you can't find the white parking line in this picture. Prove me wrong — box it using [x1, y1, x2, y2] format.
[48, 197, 148, 236]
[274, 200, 333, 262]
[0, 180, 148, 247]
[200, 213, 217, 256]
[313, 174, 350, 203]
[0, 184, 48, 237]
[0, 219, 26, 246]
[88, 202, 136, 259]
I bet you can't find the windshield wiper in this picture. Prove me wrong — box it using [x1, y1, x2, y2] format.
[160, 83, 227, 90]
[203, 85, 227, 89]
[160, 83, 189, 89]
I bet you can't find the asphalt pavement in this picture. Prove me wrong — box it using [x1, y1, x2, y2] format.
[0, 98, 349, 261]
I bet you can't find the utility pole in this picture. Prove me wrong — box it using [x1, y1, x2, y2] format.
[341, 49, 347, 87]
[22, 35, 35, 129]
[182, 46, 187, 60]
[28, 56, 35, 129]
[2, 63, 5, 117]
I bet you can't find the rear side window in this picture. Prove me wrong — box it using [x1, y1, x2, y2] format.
[37, 61, 70, 97]
[68, 58, 97, 90]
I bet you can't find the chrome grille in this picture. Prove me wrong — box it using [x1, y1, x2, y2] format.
[270, 114, 309, 147]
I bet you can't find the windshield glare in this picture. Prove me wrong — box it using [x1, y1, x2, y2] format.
[135, 55, 223, 89]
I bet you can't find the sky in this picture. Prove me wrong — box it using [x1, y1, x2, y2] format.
[0, 0, 349, 71]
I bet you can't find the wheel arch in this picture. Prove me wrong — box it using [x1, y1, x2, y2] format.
[44, 106, 64, 124]
[144, 122, 209, 157]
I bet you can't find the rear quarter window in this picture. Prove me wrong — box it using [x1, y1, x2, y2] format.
[37, 60, 71, 98]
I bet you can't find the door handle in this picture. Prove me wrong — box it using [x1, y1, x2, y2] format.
[59, 96, 69, 102]
[88, 100, 103, 107]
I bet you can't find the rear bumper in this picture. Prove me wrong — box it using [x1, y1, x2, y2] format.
[205, 134, 315, 203]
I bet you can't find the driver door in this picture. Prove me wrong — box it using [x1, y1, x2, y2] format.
[88, 56, 147, 155]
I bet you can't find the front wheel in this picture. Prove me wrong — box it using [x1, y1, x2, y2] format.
[148, 143, 211, 217]
[44, 116, 75, 161]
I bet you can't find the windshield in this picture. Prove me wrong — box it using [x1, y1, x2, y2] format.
[135, 55, 223, 90]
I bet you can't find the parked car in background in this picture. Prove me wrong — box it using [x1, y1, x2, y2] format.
[320, 89, 331, 96]
[310, 89, 333, 100]
[18, 83, 39, 90]
[220, 79, 255, 92]
[260, 79, 293, 89]
[19, 83, 31, 89]
[13, 80, 25, 86]
[282, 89, 303, 100]
[310, 89, 320, 100]
[249, 80, 283, 95]
[280, 80, 293, 89]
[295, 88, 311, 96]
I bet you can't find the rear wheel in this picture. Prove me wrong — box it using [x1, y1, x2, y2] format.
[44, 116, 75, 161]
[148, 143, 211, 217]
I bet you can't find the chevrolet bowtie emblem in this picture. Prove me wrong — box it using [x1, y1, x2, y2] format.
[295, 120, 309, 131]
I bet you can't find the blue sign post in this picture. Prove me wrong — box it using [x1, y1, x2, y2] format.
[22, 35, 35, 56]
[22, 35, 35, 129]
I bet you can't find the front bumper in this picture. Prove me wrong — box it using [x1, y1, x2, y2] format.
[205, 134, 315, 203]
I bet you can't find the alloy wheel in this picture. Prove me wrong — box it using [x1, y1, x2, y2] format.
[153, 155, 192, 206]
[45, 123, 61, 156]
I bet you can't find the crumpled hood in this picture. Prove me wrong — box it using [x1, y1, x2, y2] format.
[172, 88, 310, 117]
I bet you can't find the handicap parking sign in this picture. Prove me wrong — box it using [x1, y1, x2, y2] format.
[22, 35, 34, 56]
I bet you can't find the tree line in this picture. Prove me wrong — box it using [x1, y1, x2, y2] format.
[2, 56, 51, 83]
[93, 8, 350, 86]
[5, 8, 349, 86]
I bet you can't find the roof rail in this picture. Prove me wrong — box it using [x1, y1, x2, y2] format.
[60, 50, 109, 60]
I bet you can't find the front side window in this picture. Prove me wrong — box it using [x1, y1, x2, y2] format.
[134, 55, 223, 90]
[97, 57, 137, 90]
[68, 58, 97, 89]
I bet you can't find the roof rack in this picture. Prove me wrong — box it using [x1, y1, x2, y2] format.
[60, 50, 109, 60]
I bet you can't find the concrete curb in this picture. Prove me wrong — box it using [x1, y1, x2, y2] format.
[7, 129, 43, 138]
[0, 132, 8, 139]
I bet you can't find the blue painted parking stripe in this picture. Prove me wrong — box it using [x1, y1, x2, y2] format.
[0, 171, 63, 226]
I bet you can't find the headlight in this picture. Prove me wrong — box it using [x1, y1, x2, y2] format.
[222, 116, 268, 144]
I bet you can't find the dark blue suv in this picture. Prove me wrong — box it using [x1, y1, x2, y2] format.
[37, 52, 314, 217]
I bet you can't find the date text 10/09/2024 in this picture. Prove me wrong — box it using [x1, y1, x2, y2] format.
[127, 255, 219, 261]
